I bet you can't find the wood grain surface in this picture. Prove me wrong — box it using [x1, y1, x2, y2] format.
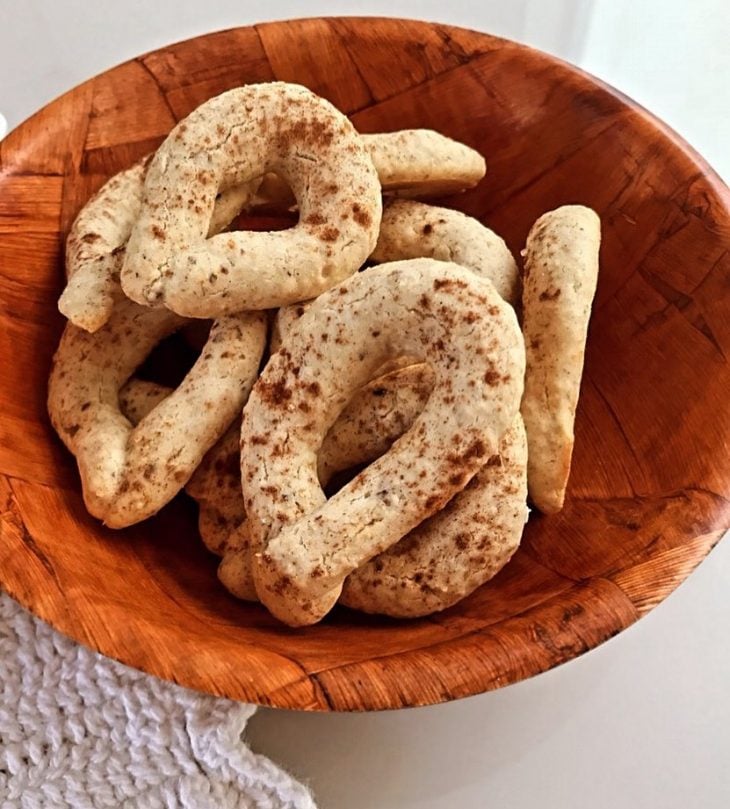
[0, 17, 728, 711]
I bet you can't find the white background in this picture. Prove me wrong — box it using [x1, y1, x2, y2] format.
[1, 2, 728, 808]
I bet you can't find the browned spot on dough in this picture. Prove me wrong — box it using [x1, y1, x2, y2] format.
[271, 574, 292, 596]
[352, 203, 371, 228]
[465, 439, 487, 460]
[151, 224, 166, 241]
[320, 226, 340, 243]
[279, 117, 336, 151]
[539, 288, 561, 301]
[434, 277, 467, 291]
[257, 378, 292, 406]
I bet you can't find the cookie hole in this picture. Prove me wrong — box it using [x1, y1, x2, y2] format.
[214, 174, 299, 237]
[230, 210, 298, 233]
[136, 329, 204, 388]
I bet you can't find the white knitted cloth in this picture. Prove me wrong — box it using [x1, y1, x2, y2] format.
[0, 591, 316, 809]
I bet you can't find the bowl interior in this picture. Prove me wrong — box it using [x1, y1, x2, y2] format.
[0, 17, 728, 710]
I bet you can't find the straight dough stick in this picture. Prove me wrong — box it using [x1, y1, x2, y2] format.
[521, 205, 601, 514]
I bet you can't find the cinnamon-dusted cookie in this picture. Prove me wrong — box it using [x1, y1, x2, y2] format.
[243, 259, 524, 626]
[48, 299, 266, 528]
[121, 83, 382, 317]
[364, 129, 485, 197]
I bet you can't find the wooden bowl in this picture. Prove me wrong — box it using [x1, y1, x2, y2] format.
[1, 18, 728, 711]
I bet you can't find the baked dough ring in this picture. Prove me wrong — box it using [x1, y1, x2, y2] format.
[121, 83, 382, 317]
[521, 205, 600, 514]
[365, 130, 486, 197]
[48, 300, 267, 528]
[217, 202, 519, 610]
[242, 259, 524, 626]
[59, 157, 257, 333]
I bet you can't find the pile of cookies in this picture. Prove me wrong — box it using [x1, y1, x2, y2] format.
[48, 82, 600, 627]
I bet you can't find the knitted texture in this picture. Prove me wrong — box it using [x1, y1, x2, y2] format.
[0, 592, 316, 809]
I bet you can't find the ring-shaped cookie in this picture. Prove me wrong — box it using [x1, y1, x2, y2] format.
[242, 258, 524, 626]
[201, 200, 520, 613]
[48, 299, 267, 528]
[121, 83, 382, 317]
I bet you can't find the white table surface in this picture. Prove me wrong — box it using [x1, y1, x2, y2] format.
[2, 2, 728, 808]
